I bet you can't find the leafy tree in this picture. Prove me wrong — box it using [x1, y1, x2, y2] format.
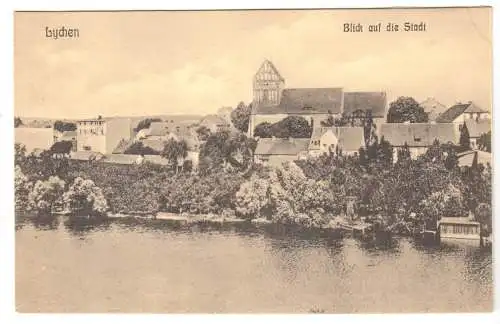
[321, 112, 350, 127]
[387, 97, 429, 123]
[475, 203, 492, 236]
[161, 138, 188, 173]
[235, 176, 271, 219]
[444, 147, 459, 170]
[53, 120, 77, 132]
[15, 165, 32, 213]
[230, 102, 252, 133]
[477, 131, 491, 152]
[253, 122, 274, 138]
[134, 118, 161, 133]
[320, 113, 336, 127]
[15, 143, 27, 166]
[28, 176, 66, 214]
[62, 177, 108, 216]
[199, 130, 256, 173]
[271, 116, 312, 138]
[397, 142, 411, 164]
[14, 117, 23, 128]
[196, 126, 211, 141]
[459, 122, 471, 152]
[124, 141, 160, 155]
[362, 110, 378, 147]
[50, 141, 73, 158]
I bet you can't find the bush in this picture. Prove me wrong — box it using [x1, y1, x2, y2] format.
[15, 165, 32, 213]
[28, 176, 65, 214]
[62, 177, 108, 216]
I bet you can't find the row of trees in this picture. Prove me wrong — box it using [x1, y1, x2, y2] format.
[15, 164, 108, 216]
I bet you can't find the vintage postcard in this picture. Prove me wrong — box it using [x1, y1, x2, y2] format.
[14, 7, 492, 314]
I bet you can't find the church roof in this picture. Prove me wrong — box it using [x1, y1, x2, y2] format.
[379, 123, 457, 147]
[309, 126, 365, 152]
[343, 92, 387, 117]
[252, 88, 343, 115]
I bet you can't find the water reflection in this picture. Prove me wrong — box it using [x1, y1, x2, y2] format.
[62, 216, 111, 237]
[15, 214, 493, 313]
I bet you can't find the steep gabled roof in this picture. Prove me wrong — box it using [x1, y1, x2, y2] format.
[379, 123, 457, 147]
[254, 138, 310, 156]
[436, 102, 488, 123]
[464, 119, 491, 138]
[343, 92, 387, 117]
[309, 126, 365, 152]
[254, 59, 285, 82]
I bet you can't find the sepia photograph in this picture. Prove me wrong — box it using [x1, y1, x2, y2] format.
[13, 7, 492, 314]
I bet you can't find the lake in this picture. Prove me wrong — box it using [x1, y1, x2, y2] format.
[15, 215, 493, 313]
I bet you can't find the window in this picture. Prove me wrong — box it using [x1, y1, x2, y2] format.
[83, 146, 91, 151]
[414, 137, 421, 142]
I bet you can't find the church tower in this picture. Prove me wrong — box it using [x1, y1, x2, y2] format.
[253, 60, 285, 105]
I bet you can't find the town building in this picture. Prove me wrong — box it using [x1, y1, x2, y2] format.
[253, 138, 310, 167]
[76, 117, 133, 154]
[308, 127, 365, 157]
[379, 123, 458, 162]
[133, 123, 201, 170]
[464, 119, 491, 150]
[419, 97, 447, 122]
[436, 101, 490, 125]
[248, 60, 387, 137]
[197, 114, 230, 133]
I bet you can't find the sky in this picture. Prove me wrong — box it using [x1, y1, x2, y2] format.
[14, 7, 492, 119]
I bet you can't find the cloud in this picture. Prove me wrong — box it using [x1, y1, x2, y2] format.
[14, 8, 491, 118]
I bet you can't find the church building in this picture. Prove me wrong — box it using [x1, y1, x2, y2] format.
[248, 60, 388, 137]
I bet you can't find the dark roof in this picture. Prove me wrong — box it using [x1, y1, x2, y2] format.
[379, 123, 457, 147]
[343, 92, 387, 117]
[280, 88, 343, 114]
[253, 88, 343, 115]
[465, 119, 491, 138]
[254, 138, 310, 156]
[436, 102, 488, 123]
[309, 127, 365, 152]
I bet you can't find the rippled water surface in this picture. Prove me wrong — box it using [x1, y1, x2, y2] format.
[15, 216, 493, 313]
